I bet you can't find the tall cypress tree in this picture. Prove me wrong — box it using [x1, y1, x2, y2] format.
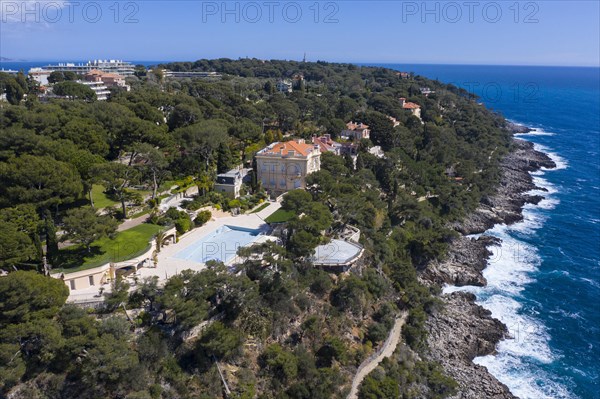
[217, 142, 233, 174]
[44, 210, 59, 264]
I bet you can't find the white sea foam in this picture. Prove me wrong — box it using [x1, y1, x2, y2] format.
[514, 126, 556, 137]
[534, 143, 569, 170]
[475, 354, 576, 399]
[469, 228, 575, 398]
[482, 225, 539, 293]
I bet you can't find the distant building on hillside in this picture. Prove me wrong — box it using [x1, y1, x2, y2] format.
[84, 69, 130, 91]
[396, 71, 411, 79]
[79, 81, 111, 101]
[162, 70, 221, 79]
[312, 134, 357, 156]
[420, 87, 435, 96]
[41, 59, 135, 76]
[341, 121, 371, 140]
[399, 97, 421, 119]
[28, 68, 52, 85]
[368, 146, 385, 159]
[292, 73, 305, 90]
[387, 116, 401, 127]
[255, 140, 321, 194]
[276, 79, 293, 93]
[0, 69, 18, 75]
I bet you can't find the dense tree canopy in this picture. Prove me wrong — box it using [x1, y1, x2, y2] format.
[0, 59, 514, 399]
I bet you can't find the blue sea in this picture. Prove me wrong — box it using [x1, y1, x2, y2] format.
[375, 64, 599, 399]
[3, 60, 599, 398]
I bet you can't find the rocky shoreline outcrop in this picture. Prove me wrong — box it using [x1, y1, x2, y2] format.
[423, 138, 555, 398]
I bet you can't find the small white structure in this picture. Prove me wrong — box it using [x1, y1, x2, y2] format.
[420, 87, 435, 96]
[312, 239, 364, 272]
[368, 146, 385, 159]
[387, 116, 401, 127]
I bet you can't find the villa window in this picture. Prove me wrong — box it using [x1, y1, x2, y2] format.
[70, 280, 75, 290]
[89, 276, 95, 286]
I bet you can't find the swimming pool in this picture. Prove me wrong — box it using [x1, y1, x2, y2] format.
[173, 225, 263, 264]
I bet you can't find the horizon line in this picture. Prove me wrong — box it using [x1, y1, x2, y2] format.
[1, 58, 599, 69]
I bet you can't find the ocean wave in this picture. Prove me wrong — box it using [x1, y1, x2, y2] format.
[475, 353, 576, 399]
[473, 288, 574, 398]
[514, 126, 556, 137]
[579, 277, 600, 290]
[549, 307, 584, 321]
[480, 295, 554, 363]
[531, 176, 558, 195]
[533, 143, 569, 170]
[483, 225, 539, 293]
[509, 207, 548, 232]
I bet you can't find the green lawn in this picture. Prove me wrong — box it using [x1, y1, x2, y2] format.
[250, 202, 270, 214]
[55, 223, 164, 273]
[90, 184, 118, 209]
[265, 208, 295, 223]
[158, 180, 177, 193]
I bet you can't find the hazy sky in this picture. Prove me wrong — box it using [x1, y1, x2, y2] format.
[1, 0, 599, 66]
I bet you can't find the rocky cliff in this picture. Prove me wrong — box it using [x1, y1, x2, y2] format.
[423, 139, 555, 398]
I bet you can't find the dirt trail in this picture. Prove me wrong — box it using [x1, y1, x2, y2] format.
[347, 311, 408, 399]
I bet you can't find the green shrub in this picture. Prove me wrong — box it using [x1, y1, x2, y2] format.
[174, 217, 192, 235]
[194, 210, 212, 227]
[366, 322, 389, 344]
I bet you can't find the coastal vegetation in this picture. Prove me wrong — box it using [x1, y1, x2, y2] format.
[0, 59, 513, 398]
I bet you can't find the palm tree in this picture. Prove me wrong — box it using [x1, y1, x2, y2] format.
[155, 231, 166, 253]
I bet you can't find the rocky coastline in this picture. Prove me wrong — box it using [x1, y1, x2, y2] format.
[423, 137, 556, 398]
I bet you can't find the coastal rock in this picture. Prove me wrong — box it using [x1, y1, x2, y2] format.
[451, 140, 555, 235]
[426, 292, 515, 399]
[422, 235, 499, 287]
[505, 122, 533, 134]
[423, 138, 555, 399]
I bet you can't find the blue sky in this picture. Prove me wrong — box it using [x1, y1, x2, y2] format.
[1, 0, 599, 66]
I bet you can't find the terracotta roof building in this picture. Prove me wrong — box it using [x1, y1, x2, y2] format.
[255, 140, 321, 194]
[341, 121, 371, 140]
[399, 97, 422, 119]
[312, 134, 357, 156]
[84, 69, 130, 91]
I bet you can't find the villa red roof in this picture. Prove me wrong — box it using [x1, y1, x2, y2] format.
[403, 102, 420, 109]
[400, 97, 420, 109]
[260, 140, 316, 157]
[346, 121, 369, 131]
